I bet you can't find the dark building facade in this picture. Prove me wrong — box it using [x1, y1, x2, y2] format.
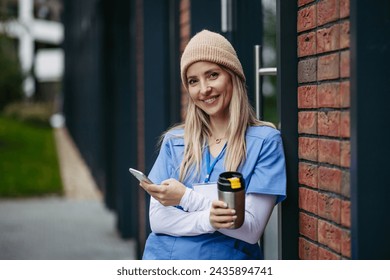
[62, 0, 390, 260]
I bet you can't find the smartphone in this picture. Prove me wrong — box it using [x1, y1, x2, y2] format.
[129, 168, 154, 184]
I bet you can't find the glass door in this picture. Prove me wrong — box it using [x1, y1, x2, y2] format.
[255, 0, 281, 260]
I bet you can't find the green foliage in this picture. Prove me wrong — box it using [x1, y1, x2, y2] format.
[3, 101, 53, 127]
[0, 115, 63, 197]
[0, 35, 24, 110]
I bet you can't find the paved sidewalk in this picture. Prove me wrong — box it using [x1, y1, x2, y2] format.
[0, 127, 136, 260]
[53, 127, 102, 200]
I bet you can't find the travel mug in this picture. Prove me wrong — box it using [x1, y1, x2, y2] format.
[217, 171, 245, 228]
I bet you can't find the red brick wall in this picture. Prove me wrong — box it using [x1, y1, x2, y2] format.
[297, 0, 351, 259]
[179, 0, 190, 121]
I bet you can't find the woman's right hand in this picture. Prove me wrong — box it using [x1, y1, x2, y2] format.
[139, 178, 186, 207]
[209, 200, 237, 229]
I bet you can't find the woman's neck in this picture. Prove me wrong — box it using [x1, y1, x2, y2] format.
[209, 116, 229, 139]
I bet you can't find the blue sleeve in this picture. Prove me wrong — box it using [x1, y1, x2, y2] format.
[147, 135, 173, 184]
[246, 131, 287, 204]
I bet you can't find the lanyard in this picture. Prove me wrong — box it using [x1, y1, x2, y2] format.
[204, 143, 227, 183]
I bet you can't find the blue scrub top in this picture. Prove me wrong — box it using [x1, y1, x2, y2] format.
[143, 125, 287, 260]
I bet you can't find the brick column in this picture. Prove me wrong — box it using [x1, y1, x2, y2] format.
[297, 0, 351, 259]
[179, 0, 190, 121]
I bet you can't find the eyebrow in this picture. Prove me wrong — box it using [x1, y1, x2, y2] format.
[187, 67, 221, 80]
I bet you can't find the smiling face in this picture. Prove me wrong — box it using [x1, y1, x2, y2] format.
[186, 61, 233, 121]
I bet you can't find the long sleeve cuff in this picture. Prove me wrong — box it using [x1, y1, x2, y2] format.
[179, 188, 212, 212]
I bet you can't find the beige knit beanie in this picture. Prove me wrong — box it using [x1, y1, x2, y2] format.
[180, 30, 245, 89]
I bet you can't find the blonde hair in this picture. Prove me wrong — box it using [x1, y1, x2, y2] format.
[166, 67, 274, 182]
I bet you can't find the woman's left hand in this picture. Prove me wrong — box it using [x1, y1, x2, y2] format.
[139, 178, 186, 206]
[209, 200, 237, 229]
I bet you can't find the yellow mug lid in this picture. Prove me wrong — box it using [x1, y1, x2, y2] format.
[227, 177, 241, 189]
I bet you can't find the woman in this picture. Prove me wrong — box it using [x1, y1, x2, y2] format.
[140, 30, 286, 260]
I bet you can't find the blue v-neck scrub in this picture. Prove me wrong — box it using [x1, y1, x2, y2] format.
[142, 125, 286, 260]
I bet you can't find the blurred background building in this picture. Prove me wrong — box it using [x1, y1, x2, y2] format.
[0, 0, 63, 101]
